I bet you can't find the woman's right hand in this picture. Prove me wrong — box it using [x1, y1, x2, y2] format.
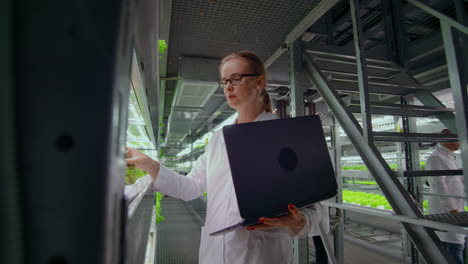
[126, 148, 161, 182]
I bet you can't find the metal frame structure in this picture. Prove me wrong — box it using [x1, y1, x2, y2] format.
[288, 40, 309, 264]
[350, 0, 373, 144]
[301, 1, 467, 263]
[304, 52, 451, 263]
[163, 0, 468, 262]
[8, 0, 468, 263]
[155, 0, 468, 262]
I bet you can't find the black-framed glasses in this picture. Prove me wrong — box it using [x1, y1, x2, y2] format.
[219, 73, 259, 88]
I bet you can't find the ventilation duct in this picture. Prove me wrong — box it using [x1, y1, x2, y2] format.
[166, 57, 220, 145]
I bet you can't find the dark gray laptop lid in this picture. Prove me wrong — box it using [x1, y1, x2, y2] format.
[222, 115, 337, 220]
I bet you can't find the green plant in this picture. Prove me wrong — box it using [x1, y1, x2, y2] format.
[342, 162, 425, 171]
[344, 192, 467, 213]
[159, 148, 165, 159]
[343, 190, 392, 210]
[346, 180, 377, 185]
[159, 40, 168, 54]
[420, 161, 426, 170]
[194, 144, 205, 150]
[156, 192, 165, 224]
[125, 166, 147, 185]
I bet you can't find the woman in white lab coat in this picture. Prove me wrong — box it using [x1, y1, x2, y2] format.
[127, 51, 323, 264]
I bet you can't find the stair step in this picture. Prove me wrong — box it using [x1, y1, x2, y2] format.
[330, 79, 422, 96]
[373, 132, 459, 142]
[424, 212, 468, 227]
[347, 100, 453, 117]
[401, 170, 464, 177]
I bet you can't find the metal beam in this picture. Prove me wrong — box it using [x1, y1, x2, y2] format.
[407, 0, 468, 35]
[347, 100, 453, 117]
[134, 0, 161, 150]
[318, 223, 338, 264]
[412, 89, 458, 133]
[131, 52, 157, 148]
[323, 202, 468, 236]
[289, 41, 306, 118]
[194, 101, 229, 135]
[407, 31, 443, 65]
[303, 52, 451, 263]
[310, 55, 400, 72]
[301, 42, 390, 63]
[285, 0, 340, 45]
[332, 116, 344, 263]
[264, 0, 339, 68]
[382, 0, 408, 66]
[350, 0, 373, 143]
[401, 170, 464, 177]
[373, 132, 459, 142]
[264, 46, 287, 69]
[288, 40, 309, 264]
[159, 0, 173, 148]
[330, 80, 420, 96]
[441, 21, 468, 217]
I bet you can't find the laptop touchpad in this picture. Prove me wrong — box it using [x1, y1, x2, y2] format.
[278, 147, 298, 172]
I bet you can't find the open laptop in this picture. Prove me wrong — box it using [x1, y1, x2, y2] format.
[210, 115, 338, 236]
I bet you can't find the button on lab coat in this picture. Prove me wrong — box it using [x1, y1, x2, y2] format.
[427, 144, 465, 244]
[153, 111, 323, 264]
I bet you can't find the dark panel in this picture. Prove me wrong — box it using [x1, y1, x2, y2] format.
[1, 0, 22, 263]
[14, 0, 134, 263]
[134, 0, 161, 143]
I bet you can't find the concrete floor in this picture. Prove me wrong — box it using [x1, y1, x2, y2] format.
[157, 197, 410, 264]
[308, 233, 408, 264]
[343, 239, 407, 264]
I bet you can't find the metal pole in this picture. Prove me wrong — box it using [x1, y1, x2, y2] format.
[318, 222, 338, 264]
[350, 0, 373, 143]
[289, 40, 309, 264]
[395, 114, 411, 260]
[332, 118, 345, 264]
[289, 40, 306, 118]
[382, 0, 408, 66]
[402, 96, 422, 264]
[277, 99, 288, 119]
[303, 52, 451, 263]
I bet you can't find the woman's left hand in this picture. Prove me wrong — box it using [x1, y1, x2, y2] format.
[246, 204, 306, 232]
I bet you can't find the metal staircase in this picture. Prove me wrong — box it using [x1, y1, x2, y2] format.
[282, 0, 468, 263]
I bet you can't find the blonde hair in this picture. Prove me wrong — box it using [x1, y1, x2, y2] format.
[220, 51, 272, 112]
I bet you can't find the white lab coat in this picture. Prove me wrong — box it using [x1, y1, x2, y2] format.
[427, 144, 465, 244]
[308, 149, 337, 238]
[153, 111, 323, 264]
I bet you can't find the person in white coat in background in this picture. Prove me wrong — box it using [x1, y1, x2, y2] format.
[427, 129, 464, 264]
[126, 51, 324, 264]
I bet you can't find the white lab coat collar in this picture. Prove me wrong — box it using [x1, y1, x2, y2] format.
[233, 111, 277, 124]
[436, 143, 455, 159]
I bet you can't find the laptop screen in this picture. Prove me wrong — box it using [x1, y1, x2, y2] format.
[222, 115, 338, 220]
